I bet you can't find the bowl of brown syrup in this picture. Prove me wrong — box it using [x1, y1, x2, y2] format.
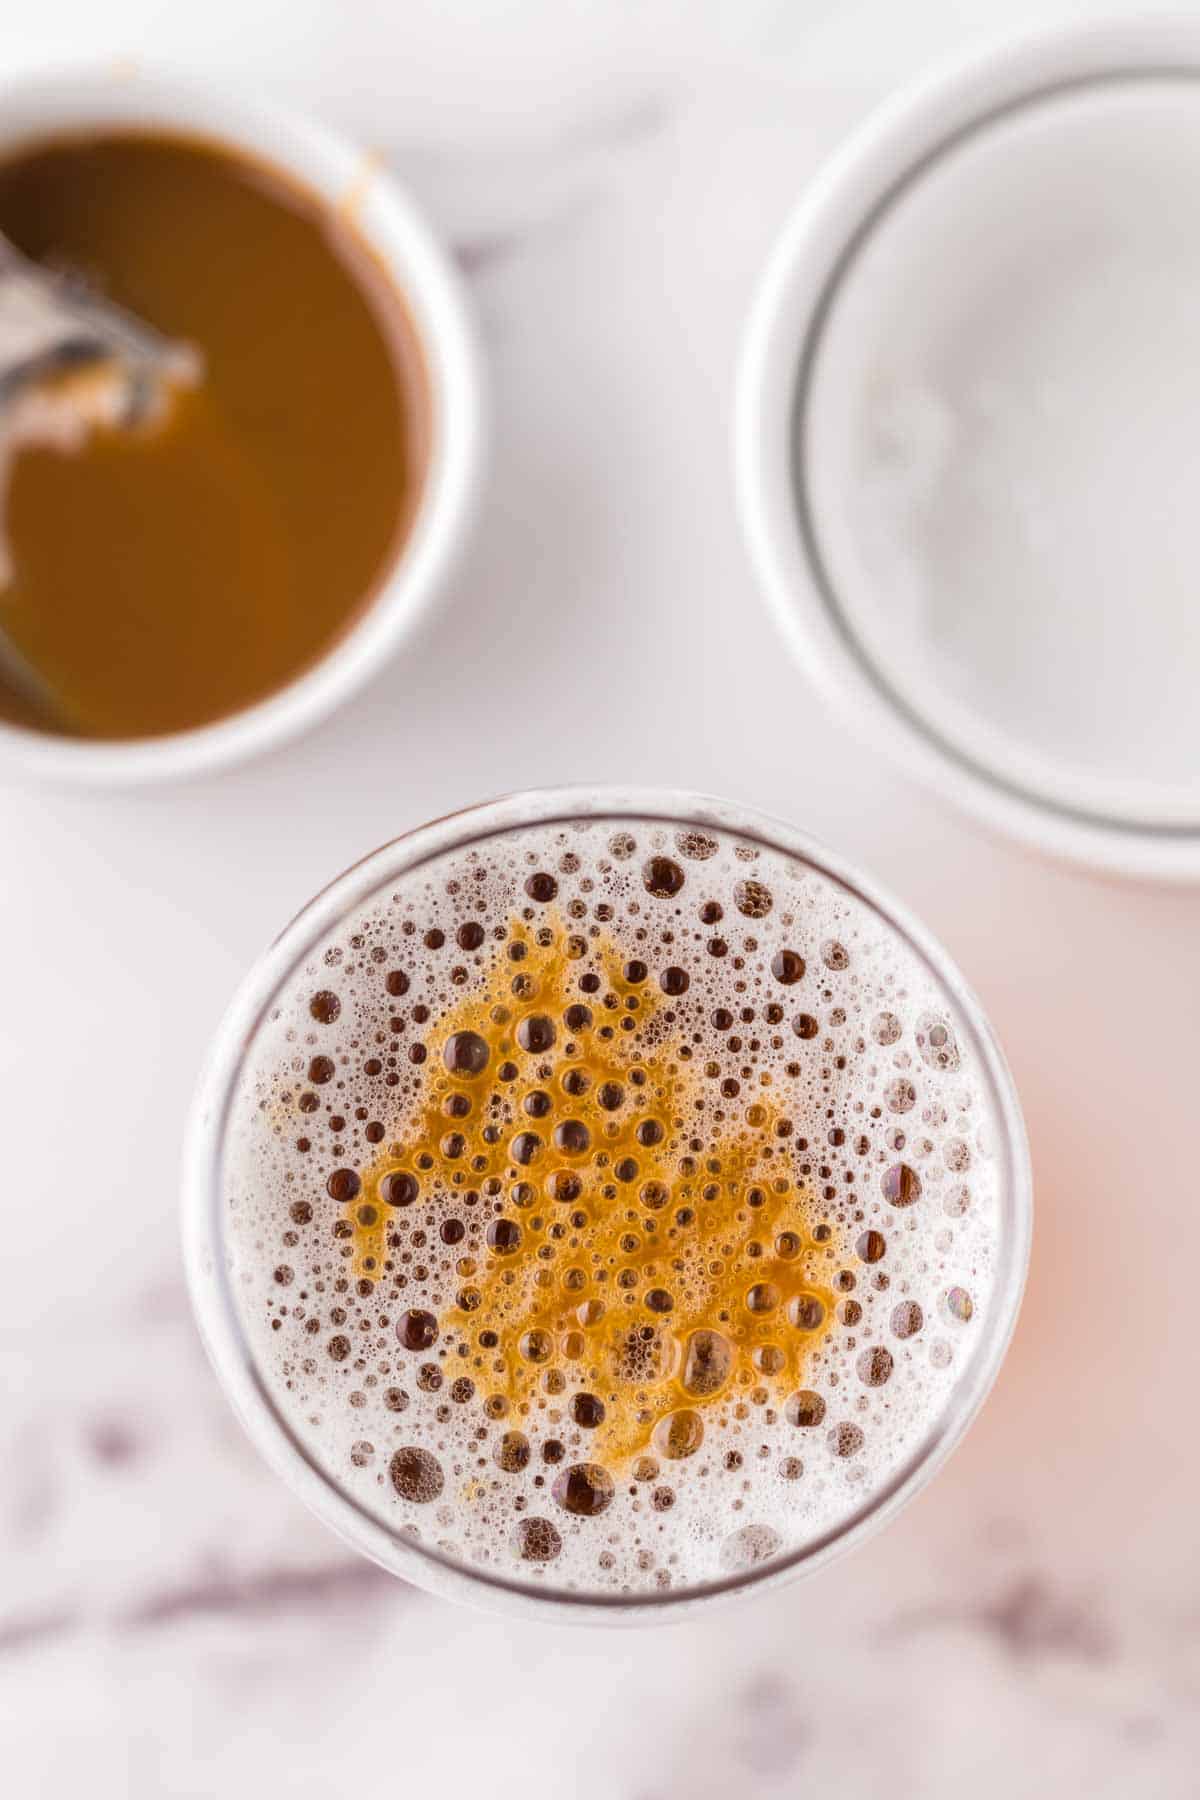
[0, 65, 483, 781]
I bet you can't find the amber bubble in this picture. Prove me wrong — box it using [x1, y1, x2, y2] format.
[381, 1170, 419, 1208]
[495, 1430, 531, 1473]
[734, 879, 773, 918]
[856, 1229, 887, 1264]
[891, 1301, 924, 1338]
[520, 1328, 553, 1364]
[944, 1286, 974, 1323]
[514, 1516, 562, 1562]
[552, 1462, 615, 1516]
[396, 1309, 438, 1352]
[326, 1167, 361, 1203]
[517, 1015, 556, 1054]
[443, 1030, 490, 1077]
[788, 1294, 826, 1331]
[746, 1281, 781, 1314]
[571, 1392, 605, 1429]
[654, 1411, 704, 1460]
[389, 1446, 443, 1502]
[642, 857, 685, 899]
[785, 1390, 826, 1428]
[486, 1218, 522, 1255]
[554, 1119, 591, 1155]
[858, 1347, 893, 1387]
[681, 1328, 733, 1397]
[881, 1163, 921, 1207]
[511, 1131, 543, 1166]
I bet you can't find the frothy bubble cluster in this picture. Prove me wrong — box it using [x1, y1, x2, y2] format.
[223, 817, 1001, 1597]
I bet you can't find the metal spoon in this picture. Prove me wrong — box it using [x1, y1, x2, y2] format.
[0, 233, 201, 725]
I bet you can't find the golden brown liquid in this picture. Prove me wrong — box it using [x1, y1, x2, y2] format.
[0, 130, 426, 739]
[345, 920, 837, 1467]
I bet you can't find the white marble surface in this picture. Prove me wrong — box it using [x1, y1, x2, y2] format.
[2, 1, 1199, 1793]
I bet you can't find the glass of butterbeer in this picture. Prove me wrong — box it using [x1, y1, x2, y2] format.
[183, 789, 1030, 1618]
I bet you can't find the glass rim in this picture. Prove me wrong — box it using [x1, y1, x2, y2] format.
[181, 785, 1032, 1623]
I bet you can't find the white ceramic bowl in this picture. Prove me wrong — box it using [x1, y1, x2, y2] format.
[737, 20, 1200, 881]
[0, 65, 484, 784]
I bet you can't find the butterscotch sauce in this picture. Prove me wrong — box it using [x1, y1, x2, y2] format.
[0, 130, 426, 739]
[342, 919, 838, 1465]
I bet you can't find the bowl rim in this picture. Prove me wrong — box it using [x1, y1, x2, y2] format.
[736, 17, 1200, 881]
[0, 59, 486, 784]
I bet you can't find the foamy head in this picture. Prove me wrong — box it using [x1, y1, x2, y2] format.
[218, 807, 1014, 1602]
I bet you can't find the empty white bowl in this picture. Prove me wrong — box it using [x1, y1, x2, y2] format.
[738, 20, 1200, 879]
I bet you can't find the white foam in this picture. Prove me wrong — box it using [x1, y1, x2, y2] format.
[222, 817, 1002, 1597]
